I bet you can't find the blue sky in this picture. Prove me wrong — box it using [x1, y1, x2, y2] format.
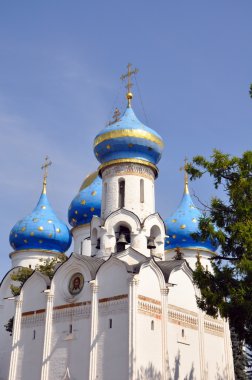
[0, 1, 251, 278]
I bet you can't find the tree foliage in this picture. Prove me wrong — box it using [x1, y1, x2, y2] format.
[9, 253, 67, 296]
[5, 254, 67, 335]
[231, 328, 248, 380]
[10, 267, 33, 296]
[35, 253, 67, 279]
[4, 316, 14, 336]
[187, 150, 252, 348]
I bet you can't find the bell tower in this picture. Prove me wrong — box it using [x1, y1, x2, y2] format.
[90, 65, 166, 259]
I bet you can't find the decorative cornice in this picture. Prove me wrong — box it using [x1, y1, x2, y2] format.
[98, 158, 158, 177]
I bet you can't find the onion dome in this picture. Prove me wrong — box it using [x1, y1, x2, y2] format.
[164, 177, 218, 252]
[93, 106, 164, 176]
[68, 171, 102, 227]
[9, 176, 72, 253]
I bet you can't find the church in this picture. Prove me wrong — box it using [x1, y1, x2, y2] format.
[0, 67, 235, 380]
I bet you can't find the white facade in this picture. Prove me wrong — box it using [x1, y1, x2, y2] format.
[0, 116, 235, 380]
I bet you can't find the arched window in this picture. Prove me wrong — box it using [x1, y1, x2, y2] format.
[69, 324, 73, 334]
[151, 320, 154, 330]
[109, 318, 113, 329]
[118, 179, 125, 208]
[182, 329, 185, 338]
[140, 179, 144, 203]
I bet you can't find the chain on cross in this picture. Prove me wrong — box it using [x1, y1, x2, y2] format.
[41, 156, 52, 193]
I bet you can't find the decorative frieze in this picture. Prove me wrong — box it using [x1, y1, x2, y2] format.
[138, 294, 162, 319]
[204, 318, 224, 337]
[102, 163, 155, 181]
[168, 304, 198, 330]
[167, 304, 224, 336]
[53, 302, 91, 322]
[98, 294, 128, 315]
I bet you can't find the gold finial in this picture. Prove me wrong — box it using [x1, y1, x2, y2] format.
[180, 157, 189, 194]
[120, 63, 139, 107]
[108, 107, 121, 126]
[41, 156, 52, 194]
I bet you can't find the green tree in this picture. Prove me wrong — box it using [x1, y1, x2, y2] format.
[10, 267, 33, 296]
[187, 150, 252, 349]
[35, 253, 67, 279]
[231, 328, 248, 380]
[9, 253, 67, 296]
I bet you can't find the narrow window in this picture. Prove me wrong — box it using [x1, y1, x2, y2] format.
[103, 182, 107, 209]
[109, 318, 112, 329]
[69, 324, 73, 334]
[33, 330, 36, 340]
[118, 179, 125, 208]
[182, 329, 185, 338]
[151, 320, 154, 330]
[80, 240, 83, 255]
[140, 179, 144, 203]
[29, 265, 31, 269]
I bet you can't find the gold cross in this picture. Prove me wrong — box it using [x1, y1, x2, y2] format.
[41, 156, 52, 194]
[180, 157, 189, 194]
[108, 108, 121, 125]
[196, 251, 202, 264]
[120, 63, 139, 107]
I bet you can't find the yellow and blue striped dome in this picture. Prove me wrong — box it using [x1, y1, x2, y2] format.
[93, 107, 164, 174]
[164, 183, 218, 252]
[9, 190, 72, 253]
[68, 171, 102, 227]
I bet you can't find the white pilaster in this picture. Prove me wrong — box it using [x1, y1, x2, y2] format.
[198, 310, 206, 380]
[223, 320, 235, 380]
[128, 276, 138, 380]
[8, 297, 23, 380]
[89, 282, 99, 380]
[41, 293, 54, 380]
[161, 287, 170, 380]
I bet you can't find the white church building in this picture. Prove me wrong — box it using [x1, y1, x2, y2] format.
[0, 69, 235, 380]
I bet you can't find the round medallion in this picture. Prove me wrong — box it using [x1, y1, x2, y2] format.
[68, 273, 84, 296]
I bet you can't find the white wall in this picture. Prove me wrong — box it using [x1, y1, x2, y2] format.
[136, 266, 163, 379]
[96, 259, 129, 380]
[0, 270, 16, 380]
[16, 274, 47, 380]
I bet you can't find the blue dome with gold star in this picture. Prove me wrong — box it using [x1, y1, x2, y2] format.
[93, 105, 164, 175]
[164, 182, 218, 252]
[9, 185, 72, 253]
[68, 171, 102, 227]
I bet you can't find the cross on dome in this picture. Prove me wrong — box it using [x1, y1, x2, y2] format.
[180, 157, 189, 194]
[41, 156, 52, 194]
[120, 63, 139, 107]
[108, 108, 121, 126]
